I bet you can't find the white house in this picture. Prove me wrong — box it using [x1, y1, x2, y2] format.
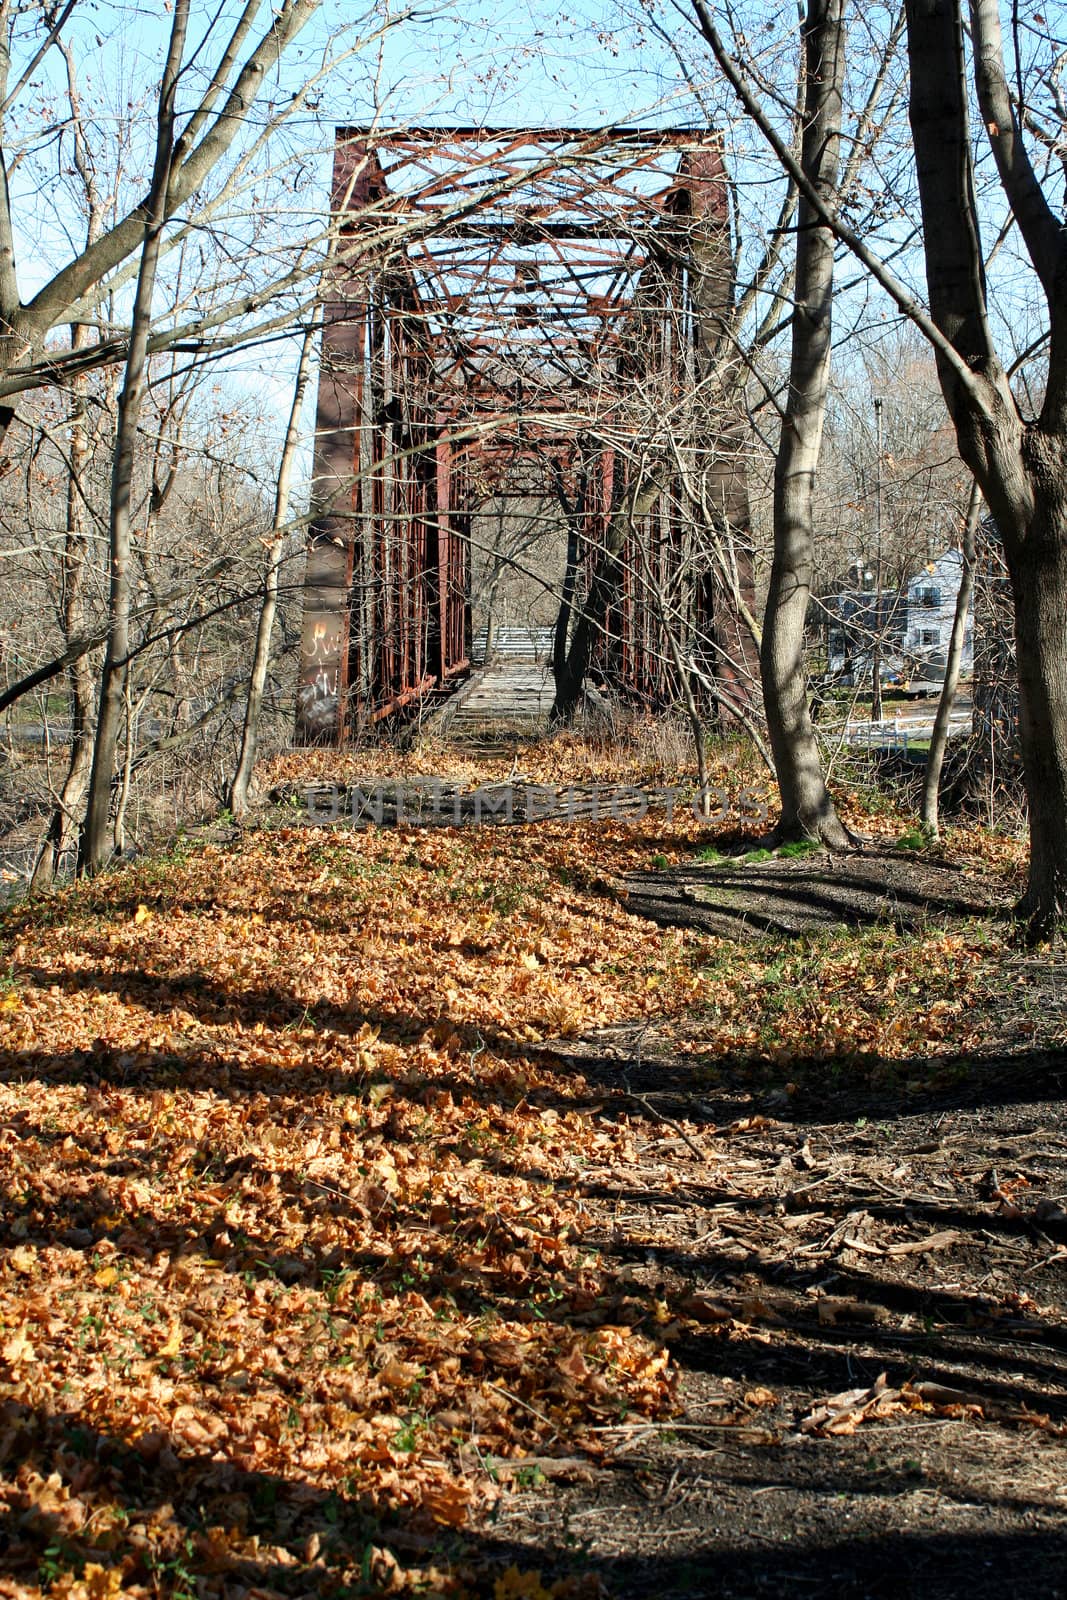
[905, 548, 973, 676]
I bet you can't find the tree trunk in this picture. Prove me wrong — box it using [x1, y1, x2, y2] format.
[79, 0, 189, 875]
[551, 526, 578, 693]
[228, 310, 318, 818]
[905, 0, 1067, 934]
[112, 672, 138, 854]
[551, 466, 586, 703]
[871, 633, 883, 721]
[760, 0, 851, 847]
[1006, 477, 1067, 934]
[920, 480, 980, 835]
[551, 559, 612, 722]
[552, 476, 660, 723]
[685, 168, 762, 720]
[657, 584, 712, 812]
[952, 441, 1067, 935]
[31, 371, 96, 888]
[31, 41, 102, 890]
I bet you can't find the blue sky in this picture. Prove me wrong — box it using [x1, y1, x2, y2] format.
[9, 0, 723, 448]
[17, 0, 1030, 462]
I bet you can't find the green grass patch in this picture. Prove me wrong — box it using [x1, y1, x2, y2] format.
[776, 839, 822, 859]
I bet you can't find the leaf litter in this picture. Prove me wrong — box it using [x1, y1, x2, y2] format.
[0, 742, 1064, 1596]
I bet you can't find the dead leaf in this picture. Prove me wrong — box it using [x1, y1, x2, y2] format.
[158, 1322, 182, 1359]
[909, 1379, 1062, 1430]
[422, 1479, 474, 1526]
[378, 1356, 421, 1389]
[801, 1372, 904, 1436]
[744, 1386, 777, 1408]
[817, 1297, 889, 1326]
[679, 1294, 733, 1323]
[739, 1294, 786, 1324]
[83, 1562, 125, 1598]
[494, 1566, 555, 1600]
[1, 1327, 34, 1364]
[557, 1343, 591, 1381]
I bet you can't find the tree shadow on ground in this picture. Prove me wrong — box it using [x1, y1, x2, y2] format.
[547, 1022, 1067, 1125]
[0, 1400, 464, 1596]
[0, 1106, 617, 1331]
[4, 877, 1066, 1596]
[558, 1528, 1067, 1600]
[3, 1399, 1065, 1599]
[2, 1024, 1065, 1599]
[8, 932, 1067, 1130]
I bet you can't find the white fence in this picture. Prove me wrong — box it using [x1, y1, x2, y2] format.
[833, 710, 972, 754]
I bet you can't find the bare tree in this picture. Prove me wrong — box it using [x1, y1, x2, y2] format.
[79, 0, 190, 873]
[29, 36, 109, 887]
[0, 0, 325, 426]
[685, 0, 1067, 932]
[902, 0, 1067, 932]
[228, 307, 318, 819]
[750, 0, 851, 845]
[667, 0, 911, 842]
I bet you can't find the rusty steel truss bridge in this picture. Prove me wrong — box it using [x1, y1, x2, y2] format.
[296, 125, 756, 744]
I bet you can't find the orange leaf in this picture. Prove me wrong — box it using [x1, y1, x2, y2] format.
[158, 1322, 182, 1359]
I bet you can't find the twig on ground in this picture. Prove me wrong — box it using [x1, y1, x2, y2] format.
[627, 1092, 711, 1163]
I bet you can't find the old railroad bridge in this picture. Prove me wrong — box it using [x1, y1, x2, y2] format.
[296, 125, 757, 744]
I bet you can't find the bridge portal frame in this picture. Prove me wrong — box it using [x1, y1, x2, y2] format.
[296, 125, 753, 744]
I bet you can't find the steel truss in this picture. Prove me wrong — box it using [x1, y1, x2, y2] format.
[297, 125, 757, 743]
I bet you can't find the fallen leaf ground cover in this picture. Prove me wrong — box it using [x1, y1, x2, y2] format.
[0, 739, 1060, 1598]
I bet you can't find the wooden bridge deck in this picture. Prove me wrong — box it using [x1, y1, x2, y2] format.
[433, 660, 557, 737]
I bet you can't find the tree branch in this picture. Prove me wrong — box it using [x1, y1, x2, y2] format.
[683, 0, 988, 406]
[24, 0, 319, 336]
[969, 0, 1067, 307]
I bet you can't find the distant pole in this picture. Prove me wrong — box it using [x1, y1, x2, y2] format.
[871, 396, 884, 722]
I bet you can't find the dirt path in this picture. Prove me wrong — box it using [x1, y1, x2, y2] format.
[3, 760, 1065, 1599]
[481, 1033, 1067, 1597]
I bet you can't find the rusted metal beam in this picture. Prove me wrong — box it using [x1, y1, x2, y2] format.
[340, 124, 722, 142]
[296, 140, 385, 744]
[298, 124, 752, 743]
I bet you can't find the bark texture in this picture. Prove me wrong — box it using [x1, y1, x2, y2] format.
[228, 312, 318, 818]
[760, 0, 851, 847]
[80, 1, 190, 875]
[906, 0, 1067, 934]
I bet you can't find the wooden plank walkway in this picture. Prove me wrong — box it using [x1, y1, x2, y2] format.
[432, 660, 558, 737]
